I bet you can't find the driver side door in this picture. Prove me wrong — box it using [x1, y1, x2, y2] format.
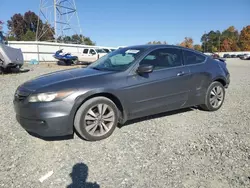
[125, 47, 191, 119]
[88, 49, 98, 62]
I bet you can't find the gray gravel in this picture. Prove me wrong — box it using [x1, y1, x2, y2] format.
[0, 59, 250, 188]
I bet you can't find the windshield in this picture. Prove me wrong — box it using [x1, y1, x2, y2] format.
[88, 47, 145, 71]
[96, 49, 107, 53]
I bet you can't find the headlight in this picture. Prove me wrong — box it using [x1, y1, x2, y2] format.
[28, 91, 74, 103]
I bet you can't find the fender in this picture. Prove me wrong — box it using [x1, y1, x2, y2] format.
[67, 89, 128, 130]
[211, 75, 227, 86]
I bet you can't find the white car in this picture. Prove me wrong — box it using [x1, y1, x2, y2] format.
[102, 48, 117, 53]
[73, 48, 108, 63]
[240, 54, 250, 60]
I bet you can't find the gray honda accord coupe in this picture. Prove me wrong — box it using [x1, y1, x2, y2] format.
[13, 45, 230, 141]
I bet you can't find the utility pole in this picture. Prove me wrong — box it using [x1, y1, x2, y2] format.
[54, 0, 57, 42]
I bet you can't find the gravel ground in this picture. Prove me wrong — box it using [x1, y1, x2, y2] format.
[0, 59, 249, 188]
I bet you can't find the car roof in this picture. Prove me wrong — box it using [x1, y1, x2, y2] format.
[126, 44, 173, 49]
[126, 44, 196, 51]
[125, 44, 205, 55]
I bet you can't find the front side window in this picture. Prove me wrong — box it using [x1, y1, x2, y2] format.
[140, 48, 183, 70]
[183, 50, 206, 65]
[83, 49, 88, 54]
[88, 47, 146, 71]
[90, 49, 96, 54]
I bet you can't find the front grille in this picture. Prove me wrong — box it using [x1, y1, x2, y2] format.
[14, 87, 31, 102]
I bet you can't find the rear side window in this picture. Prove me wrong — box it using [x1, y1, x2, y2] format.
[83, 49, 89, 54]
[183, 50, 206, 65]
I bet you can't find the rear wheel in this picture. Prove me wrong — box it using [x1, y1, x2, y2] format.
[74, 97, 119, 141]
[199, 81, 225, 111]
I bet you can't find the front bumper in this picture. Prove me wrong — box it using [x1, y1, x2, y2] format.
[14, 99, 74, 137]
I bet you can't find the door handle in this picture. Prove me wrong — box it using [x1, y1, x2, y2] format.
[177, 71, 185, 76]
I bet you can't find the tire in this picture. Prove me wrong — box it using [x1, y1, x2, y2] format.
[199, 81, 225, 111]
[73, 58, 79, 65]
[3, 67, 11, 73]
[57, 60, 66, 66]
[65, 60, 72, 66]
[0, 67, 4, 74]
[74, 97, 119, 141]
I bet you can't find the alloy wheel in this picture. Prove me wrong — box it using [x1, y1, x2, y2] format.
[84, 104, 115, 136]
[209, 86, 224, 108]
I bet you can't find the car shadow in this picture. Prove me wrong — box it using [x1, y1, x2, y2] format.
[27, 132, 74, 141]
[27, 107, 198, 141]
[118, 107, 197, 128]
[67, 163, 100, 188]
[57, 61, 90, 66]
[1, 68, 30, 74]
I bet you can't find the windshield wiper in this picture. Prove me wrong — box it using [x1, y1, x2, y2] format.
[91, 66, 121, 72]
[91, 67, 103, 71]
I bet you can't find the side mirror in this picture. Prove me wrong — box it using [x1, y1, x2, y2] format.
[137, 64, 153, 74]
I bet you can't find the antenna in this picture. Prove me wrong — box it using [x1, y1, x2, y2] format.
[36, 0, 83, 42]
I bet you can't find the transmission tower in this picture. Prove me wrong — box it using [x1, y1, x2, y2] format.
[36, 0, 83, 42]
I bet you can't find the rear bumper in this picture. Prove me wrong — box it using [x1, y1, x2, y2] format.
[14, 100, 74, 137]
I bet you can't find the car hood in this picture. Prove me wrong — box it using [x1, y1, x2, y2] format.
[20, 67, 112, 91]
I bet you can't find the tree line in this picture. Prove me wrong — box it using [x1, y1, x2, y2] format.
[1, 12, 250, 51]
[1, 11, 95, 45]
[148, 25, 250, 52]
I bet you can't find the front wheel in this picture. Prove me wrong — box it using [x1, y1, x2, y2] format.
[74, 97, 119, 141]
[199, 81, 225, 111]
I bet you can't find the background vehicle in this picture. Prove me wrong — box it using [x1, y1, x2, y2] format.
[223, 54, 231, 58]
[102, 48, 111, 53]
[110, 48, 117, 52]
[209, 53, 220, 59]
[204, 53, 226, 62]
[240, 54, 250, 60]
[14, 45, 230, 141]
[102, 48, 117, 53]
[0, 31, 24, 73]
[237, 54, 244, 58]
[72, 48, 107, 63]
[204, 52, 213, 56]
[53, 49, 78, 65]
